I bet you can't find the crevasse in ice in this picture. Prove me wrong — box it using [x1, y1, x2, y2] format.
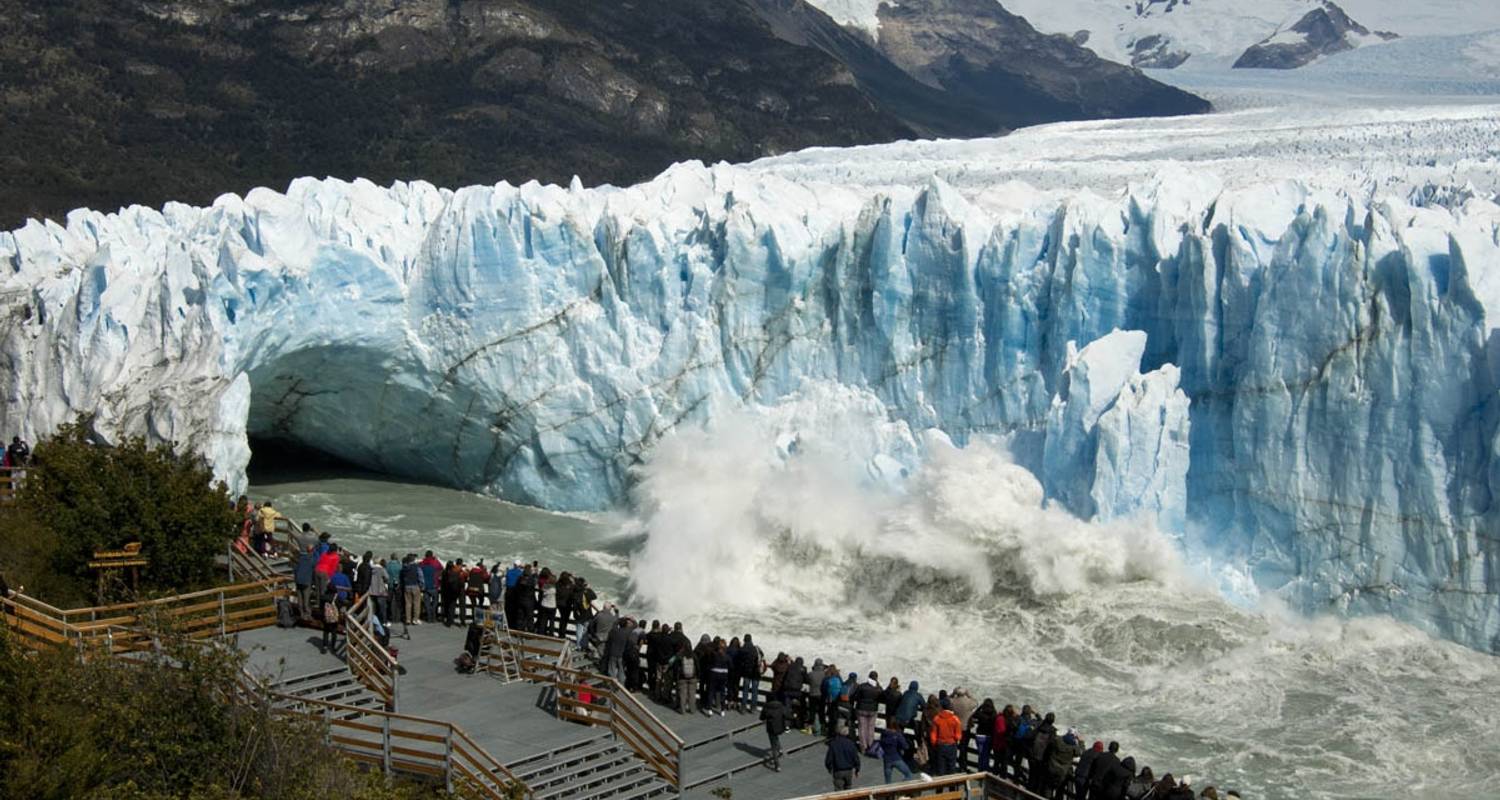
[3, 161, 1499, 651]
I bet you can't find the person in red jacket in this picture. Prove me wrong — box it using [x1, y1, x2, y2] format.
[929, 697, 963, 776]
[312, 544, 341, 619]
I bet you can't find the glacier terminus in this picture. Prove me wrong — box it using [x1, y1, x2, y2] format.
[3, 104, 1500, 653]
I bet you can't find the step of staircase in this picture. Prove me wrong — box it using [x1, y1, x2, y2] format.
[504, 731, 675, 800]
[268, 668, 382, 719]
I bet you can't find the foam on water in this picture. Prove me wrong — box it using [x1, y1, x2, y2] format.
[623, 413, 1500, 800]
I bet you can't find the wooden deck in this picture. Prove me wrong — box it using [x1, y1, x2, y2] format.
[237, 621, 884, 799]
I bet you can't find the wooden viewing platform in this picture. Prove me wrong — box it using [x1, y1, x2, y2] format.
[3, 512, 1057, 800]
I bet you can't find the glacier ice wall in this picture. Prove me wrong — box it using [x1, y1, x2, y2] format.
[3, 165, 1500, 651]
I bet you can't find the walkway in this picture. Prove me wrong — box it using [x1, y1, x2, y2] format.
[237, 620, 869, 799]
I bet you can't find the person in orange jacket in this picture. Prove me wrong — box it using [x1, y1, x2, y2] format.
[929, 697, 963, 776]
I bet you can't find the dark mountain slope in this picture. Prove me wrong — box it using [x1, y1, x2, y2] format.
[0, 0, 1207, 228]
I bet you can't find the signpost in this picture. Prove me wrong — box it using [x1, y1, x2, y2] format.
[88, 542, 147, 600]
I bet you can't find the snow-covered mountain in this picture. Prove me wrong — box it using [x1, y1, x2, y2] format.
[815, 0, 1500, 69]
[4, 103, 1500, 653]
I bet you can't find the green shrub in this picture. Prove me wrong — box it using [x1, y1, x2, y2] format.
[0, 629, 441, 800]
[15, 415, 238, 600]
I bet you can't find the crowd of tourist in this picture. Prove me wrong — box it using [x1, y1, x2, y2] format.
[266, 509, 1242, 800]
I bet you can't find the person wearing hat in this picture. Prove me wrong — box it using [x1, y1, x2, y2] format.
[929, 696, 962, 776]
[1044, 727, 1084, 798]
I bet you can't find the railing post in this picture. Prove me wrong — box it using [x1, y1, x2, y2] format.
[227, 539, 235, 582]
[219, 591, 227, 639]
[444, 728, 454, 793]
[323, 704, 332, 745]
[391, 652, 400, 713]
[382, 715, 392, 775]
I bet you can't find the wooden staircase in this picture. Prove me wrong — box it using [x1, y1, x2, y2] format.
[506, 733, 677, 800]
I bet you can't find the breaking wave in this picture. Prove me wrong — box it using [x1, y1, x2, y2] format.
[622, 405, 1500, 800]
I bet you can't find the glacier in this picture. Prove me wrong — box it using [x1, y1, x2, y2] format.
[3, 104, 1500, 652]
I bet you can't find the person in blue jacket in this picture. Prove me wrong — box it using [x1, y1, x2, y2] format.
[825, 726, 862, 790]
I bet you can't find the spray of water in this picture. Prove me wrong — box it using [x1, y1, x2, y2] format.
[623, 390, 1500, 800]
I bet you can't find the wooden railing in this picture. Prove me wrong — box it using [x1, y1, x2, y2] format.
[0, 465, 22, 504]
[0, 578, 289, 654]
[343, 595, 400, 711]
[553, 664, 684, 788]
[250, 676, 531, 799]
[494, 627, 575, 683]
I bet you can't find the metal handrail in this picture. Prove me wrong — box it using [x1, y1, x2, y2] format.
[343, 595, 400, 711]
[238, 671, 531, 799]
[551, 663, 684, 787]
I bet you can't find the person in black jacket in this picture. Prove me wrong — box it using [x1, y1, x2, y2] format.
[970, 698, 999, 772]
[852, 673, 883, 752]
[825, 728, 861, 790]
[782, 656, 806, 725]
[1075, 740, 1104, 800]
[1029, 712, 1058, 793]
[879, 677, 903, 722]
[761, 697, 789, 772]
[1089, 742, 1123, 800]
[736, 634, 764, 712]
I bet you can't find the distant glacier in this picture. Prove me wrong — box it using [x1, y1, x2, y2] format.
[3, 104, 1500, 652]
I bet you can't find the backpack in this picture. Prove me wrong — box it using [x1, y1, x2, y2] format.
[1031, 727, 1054, 762]
[276, 598, 297, 628]
[680, 656, 696, 680]
[455, 652, 476, 674]
[322, 601, 340, 625]
[1013, 717, 1034, 744]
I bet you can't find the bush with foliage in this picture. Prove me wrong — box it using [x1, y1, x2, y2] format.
[15, 415, 238, 600]
[0, 628, 443, 800]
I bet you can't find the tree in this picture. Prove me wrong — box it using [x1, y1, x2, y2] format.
[17, 415, 238, 598]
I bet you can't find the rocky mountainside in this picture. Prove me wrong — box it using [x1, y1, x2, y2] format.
[0, 0, 1207, 228]
[989, 0, 1486, 70]
[1233, 1, 1397, 69]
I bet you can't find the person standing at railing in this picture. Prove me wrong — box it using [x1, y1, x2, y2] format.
[672, 639, 698, 715]
[313, 543, 340, 615]
[853, 672, 882, 752]
[605, 615, 633, 683]
[355, 551, 374, 602]
[782, 655, 806, 724]
[1076, 739, 1104, 800]
[737, 633, 765, 714]
[803, 658, 826, 735]
[536, 567, 557, 635]
[294, 544, 317, 621]
[951, 687, 978, 769]
[929, 697, 962, 776]
[707, 639, 732, 716]
[502, 560, 523, 628]
[465, 561, 490, 625]
[552, 571, 574, 638]
[419, 551, 442, 623]
[369, 556, 390, 625]
[439, 560, 464, 627]
[400, 554, 423, 626]
[384, 553, 402, 615]
[255, 500, 281, 557]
